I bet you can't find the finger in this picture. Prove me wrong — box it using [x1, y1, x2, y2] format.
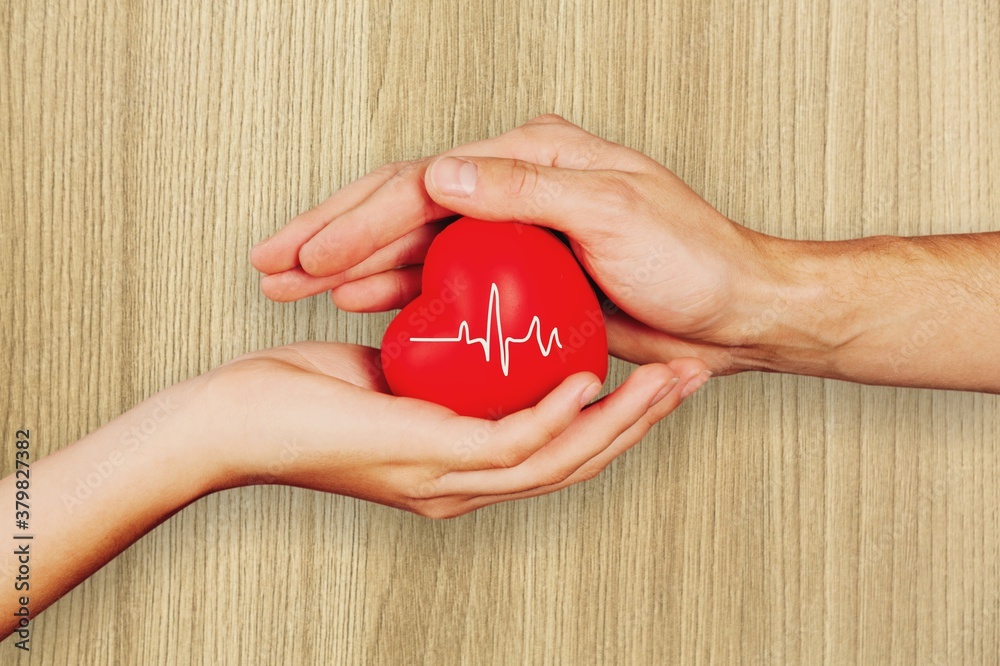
[435, 363, 678, 496]
[260, 268, 348, 303]
[457, 113, 652, 172]
[259, 222, 444, 302]
[662, 357, 713, 396]
[329, 266, 423, 312]
[297, 159, 454, 277]
[251, 164, 406, 274]
[408, 371, 602, 478]
[457, 358, 708, 509]
[605, 310, 736, 376]
[458, 371, 604, 471]
[423, 156, 630, 236]
[291, 115, 636, 279]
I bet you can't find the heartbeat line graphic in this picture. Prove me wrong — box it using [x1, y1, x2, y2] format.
[409, 282, 563, 377]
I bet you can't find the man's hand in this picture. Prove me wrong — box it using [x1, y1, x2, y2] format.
[250, 114, 767, 375]
[251, 114, 1000, 392]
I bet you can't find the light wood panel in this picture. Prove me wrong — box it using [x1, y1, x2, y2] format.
[2, 0, 999, 663]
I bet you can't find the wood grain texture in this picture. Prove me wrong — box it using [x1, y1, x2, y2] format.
[2, 0, 999, 663]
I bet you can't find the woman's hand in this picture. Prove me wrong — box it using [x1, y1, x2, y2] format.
[206, 342, 709, 519]
[1, 340, 708, 637]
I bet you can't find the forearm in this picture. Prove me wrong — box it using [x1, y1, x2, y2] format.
[0, 377, 220, 638]
[741, 232, 1000, 391]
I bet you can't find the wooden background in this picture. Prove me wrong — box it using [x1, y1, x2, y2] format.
[2, 0, 999, 663]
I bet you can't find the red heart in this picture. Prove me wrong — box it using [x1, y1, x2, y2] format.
[381, 218, 608, 419]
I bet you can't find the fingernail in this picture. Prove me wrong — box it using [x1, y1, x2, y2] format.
[648, 376, 679, 409]
[579, 382, 602, 408]
[431, 157, 477, 197]
[680, 370, 712, 399]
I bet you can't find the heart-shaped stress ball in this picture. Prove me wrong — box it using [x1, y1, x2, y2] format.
[381, 218, 608, 419]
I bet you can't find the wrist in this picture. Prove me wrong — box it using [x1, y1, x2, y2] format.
[4, 375, 228, 619]
[139, 373, 244, 497]
[730, 232, 1000, 388]
[730, 235, 869, 377]
[192, 355, 327, 490]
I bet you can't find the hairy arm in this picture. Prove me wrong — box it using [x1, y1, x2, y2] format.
[743, 232, 1000, 391]
[249, 115, 1000, 393]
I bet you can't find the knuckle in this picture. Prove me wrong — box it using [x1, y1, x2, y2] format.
[414, 500, 466, 520]
[394, 159, 425, 180]
[491, 446, 525, 470]
[533, 412, 565, 449]
[383, 163, 419, 192]
[593, 173, 644, 216]
[392, 270, 407, 298]
[420, 188, 441, 222]
[514, 114, 578, 144]
[298, 248, 327, 276]
[376, 232, 419, 275]
[505, 159, 541, 200]
[376, 162, 426, 205]
[408, 478, 441, 501]
[563, 135, 610, 169]
[371, 160, 410, 179]
[382, 164, 438, 222]
[540, 466, 575, 487]
[527, 113, 571, 127]
[577, 463, 604, 483]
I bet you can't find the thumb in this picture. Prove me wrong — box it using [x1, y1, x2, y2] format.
[424, 156, 599, 233]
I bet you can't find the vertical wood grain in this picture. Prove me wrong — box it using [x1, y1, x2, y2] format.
[1, 0, 998, 663]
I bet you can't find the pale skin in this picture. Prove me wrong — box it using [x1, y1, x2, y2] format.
[4, 114, 997, 638]
[0, 345, 705, 638]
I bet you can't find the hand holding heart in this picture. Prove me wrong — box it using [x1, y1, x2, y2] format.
[252, 114, 770, 379]
[249, 114, 733, 511]
[206, 342, 702, 518]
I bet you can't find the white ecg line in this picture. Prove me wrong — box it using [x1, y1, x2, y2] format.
[409, 282, 563, 377]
